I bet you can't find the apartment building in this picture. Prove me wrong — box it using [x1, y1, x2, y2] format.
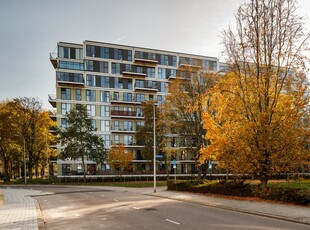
[49, 40, 219, 176]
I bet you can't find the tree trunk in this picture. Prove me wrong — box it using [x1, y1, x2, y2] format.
[3, 157, 11, 183]
[82, 156, 86, 182]
[261, 178, 268, 191]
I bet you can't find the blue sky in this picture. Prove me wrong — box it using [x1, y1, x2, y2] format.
[0, 0, 309, 109]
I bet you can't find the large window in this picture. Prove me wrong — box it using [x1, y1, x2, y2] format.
[58, 47, 82, 60]
[123, 92, 132, 102]
[59, 61, 84, 70]
[100, 91, 110, 102]
[101, 120, 110, 132]
[124, 135, 133, 145]
[61, 103, 71, 115]
[112, 63, 121, 74]
[86, 90, 96, 101]
[61, 88, 71, 100]
[100, 76, 110, 88]
[100, 105, 110, 117]
[75, 89, 82, 101]
[86, 104, 96, 116]
[101, 134, 110, 147]
[124, 121, 132, 131]
[61, 118, 69, 129]
[114, 121, 119, 131]
[136, 94, 145, 102]
[86, 75, 96, 86]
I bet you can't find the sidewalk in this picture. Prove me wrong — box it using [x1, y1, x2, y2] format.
[0, 187, 48, 230]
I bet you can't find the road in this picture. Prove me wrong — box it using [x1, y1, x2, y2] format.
[27, 185, 309, 230]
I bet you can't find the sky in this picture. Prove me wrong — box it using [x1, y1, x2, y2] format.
[0, 0, 309, 109]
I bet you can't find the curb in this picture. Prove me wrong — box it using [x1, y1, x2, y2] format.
[145, 192, 310, 226]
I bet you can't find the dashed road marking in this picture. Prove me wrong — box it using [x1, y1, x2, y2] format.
[113, 199, 119, 202]
[100, 195, 105, 198]
[133, 207, 140, 210]
[166, 219, 180, 225]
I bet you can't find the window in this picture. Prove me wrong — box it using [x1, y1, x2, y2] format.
[135, 80, 144, 88]
[59, 61, 84, 70]
[146, 68, 155, 78]
[99, 62, 109, 73]
[100, 47, 109, 59]
[91, 119, 96, 129]
[114, 135, 120, 144]
[160, 82, 169, 93]
[172, 56, 177, 66]
[124, 107, 132, 111]
[86, 75, 96, 86]
[114, 121, 119, 131]
[101, 134, 110, 147]
[136, 107, 143, 117]
[100, 76, 109, 88]
[124, 121, 132, 131]
[61, 118, 69, 129]
[112, 63, 121, 74]
[127, 50, 132, 61]
[61, 103, 71, 115]
[86, 45, 95, 57]
[100, 105, 110, 117]
[170, 69, 176, 77]
[157, 95, 165, 105]
[101, 120, 110, 132]
[136, 121, 144, 128]
[136, 93, 145, 102]
[113, 92, 119, 100]
[76, 49, 83, 60]
[85, 60, 94, 71]
[149, 94, 154, 101]
[124, 135, 133, 145]
[86, 90, 96, 101]
[101, 91, 110, 102]
[123, 92, 132, 102]
[86, 104, 96, 116]
[61, 88, 71, 100]
[76, 89, 82, 101]
[158, 68, 165, 79]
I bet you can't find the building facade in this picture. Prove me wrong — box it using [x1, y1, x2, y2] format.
[49, 40, 219, 176]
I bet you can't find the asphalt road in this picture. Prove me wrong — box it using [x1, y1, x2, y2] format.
[28, 185, 309, 230]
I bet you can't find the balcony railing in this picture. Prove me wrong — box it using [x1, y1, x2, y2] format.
[111, 110, 137, 117]
[48, 94, 57, 108]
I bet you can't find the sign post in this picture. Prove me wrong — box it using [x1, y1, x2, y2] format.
[173, 160, 177, 181]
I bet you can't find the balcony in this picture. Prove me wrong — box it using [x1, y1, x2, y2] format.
[50, 52, 58, 69]
[49, 110, 57, 122]
[178, 63, 202, 71]
[110, 97, 141, 105]
[57, 76, 85, 87]
[122, 71, 146, 78]
[134, 84, 158, 92]
[111, 110, 136, 117]
[48, 94, 57, 108]
[111, 126, 136, 133]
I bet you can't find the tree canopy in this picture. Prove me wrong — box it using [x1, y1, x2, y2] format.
[203, 0, 310, 189]
[57, 104, 106, 180]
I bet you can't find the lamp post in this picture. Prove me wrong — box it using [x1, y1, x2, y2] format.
[142, 101, 157, 193]
[152, 102, 156, 193]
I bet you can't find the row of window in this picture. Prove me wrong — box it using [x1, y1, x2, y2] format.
[58, 47, 83, 60]
[86, 45, 132, 61]
[60, 88, 167, 102]
[57, 72, 84, 83]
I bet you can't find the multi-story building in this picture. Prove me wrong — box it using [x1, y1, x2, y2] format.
[49, 40, 219, 176]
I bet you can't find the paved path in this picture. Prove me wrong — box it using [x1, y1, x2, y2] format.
[0, 187, 49, 230]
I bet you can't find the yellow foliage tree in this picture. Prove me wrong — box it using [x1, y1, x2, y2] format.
[107, 144, 133, 172]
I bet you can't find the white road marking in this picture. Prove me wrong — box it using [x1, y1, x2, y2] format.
[166, 219, 180, 225]
[100, 195, 105, 197]
[74, 214, 80, 217]
[133, 207, 140, 210]
[114, 199, 119, 202]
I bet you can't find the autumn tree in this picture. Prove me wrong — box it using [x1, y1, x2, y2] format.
[163, 66, 218, 177]
[0, 101, 20, 182]
[107, 144, 133, 172]
[203, 0, 310, 189]
[57, 104, 106, 181]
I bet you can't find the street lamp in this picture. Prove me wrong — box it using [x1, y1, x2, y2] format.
[15, 135, 26, 186]
[142, 101, 157, 193]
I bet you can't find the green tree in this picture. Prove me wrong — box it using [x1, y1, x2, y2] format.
[58, 104, 106, 181]
[204, 0, 310, 189]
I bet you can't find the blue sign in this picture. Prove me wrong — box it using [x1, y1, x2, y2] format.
[173, 159, 177, 168]
[156, 155, 163, 158]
